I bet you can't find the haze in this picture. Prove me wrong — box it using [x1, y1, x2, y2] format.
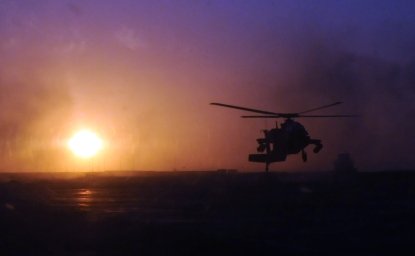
[0, 0, 414, 172]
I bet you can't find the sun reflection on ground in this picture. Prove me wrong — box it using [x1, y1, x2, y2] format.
[76, 189, 93, 208]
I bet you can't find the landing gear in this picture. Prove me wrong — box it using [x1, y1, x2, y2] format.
[301, 150, 307, 162]
[313, 143, 323, 153]
[310, 139, 323, 153]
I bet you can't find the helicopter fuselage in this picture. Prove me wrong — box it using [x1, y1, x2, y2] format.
[249, 119, 322, 167]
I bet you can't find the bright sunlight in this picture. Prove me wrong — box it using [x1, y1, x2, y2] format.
[68, 129, 103, 158]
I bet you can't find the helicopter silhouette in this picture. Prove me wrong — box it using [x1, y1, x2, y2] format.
[211, 102, 356, 172]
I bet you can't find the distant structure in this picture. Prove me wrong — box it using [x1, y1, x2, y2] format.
[334, 153, 357, 173]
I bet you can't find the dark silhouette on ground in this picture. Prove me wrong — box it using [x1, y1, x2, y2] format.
[0, 170, 414, 255]
[211, 102, 356, 172]
[334, 153, 357, 172]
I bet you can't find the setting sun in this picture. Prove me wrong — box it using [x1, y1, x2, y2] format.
[68, 130, 103, 158]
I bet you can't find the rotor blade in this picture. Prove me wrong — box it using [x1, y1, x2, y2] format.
[299, 102, 343, 114]
[241, 115, 283, 118]
[241, 114, 298, 118]
[210, 102, 280, 115]
[297, 115, 358, 118]
[241, 114, 358, 118]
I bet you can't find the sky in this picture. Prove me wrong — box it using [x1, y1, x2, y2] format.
[0, 0, 414, 172]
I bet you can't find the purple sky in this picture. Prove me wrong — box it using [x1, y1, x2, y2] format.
[0, 0, 414, 172]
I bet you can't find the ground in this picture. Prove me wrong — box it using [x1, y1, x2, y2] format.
[0, 171, 414, 255]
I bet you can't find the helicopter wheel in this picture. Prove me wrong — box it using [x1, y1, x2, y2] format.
[302, 150, 307, 162]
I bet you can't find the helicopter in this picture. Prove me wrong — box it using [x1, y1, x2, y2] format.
[211, 102, 356, 172]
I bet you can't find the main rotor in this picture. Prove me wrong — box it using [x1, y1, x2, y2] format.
[210, 102, 356, 119]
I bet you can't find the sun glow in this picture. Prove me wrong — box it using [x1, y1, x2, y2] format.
[68, 130, 103, 158]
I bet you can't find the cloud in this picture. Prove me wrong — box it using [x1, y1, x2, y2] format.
[0, 71, 73, 171]
[115, 28, 146, 51]
[278, 42, 415, 170]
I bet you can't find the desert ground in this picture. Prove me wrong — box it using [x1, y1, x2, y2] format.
[1, 170, 414, 255]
